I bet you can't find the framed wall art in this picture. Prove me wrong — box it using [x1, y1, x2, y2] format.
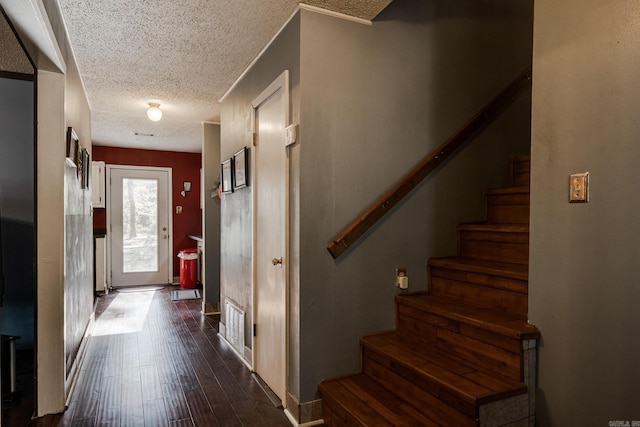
[66, 127, 78, 167]
[233, 147, 249, 190]
[221, 158, 234, 194]
[81, 149, 90, 189]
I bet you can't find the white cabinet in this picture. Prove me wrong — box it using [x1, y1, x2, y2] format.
[95, 236, 107, 293]
[92, 161, 106, 207]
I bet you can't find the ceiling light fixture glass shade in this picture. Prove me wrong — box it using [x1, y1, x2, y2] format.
[147, 102, 162, 121]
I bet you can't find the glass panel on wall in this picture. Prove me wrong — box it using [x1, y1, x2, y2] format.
[122, 178, 158, 272]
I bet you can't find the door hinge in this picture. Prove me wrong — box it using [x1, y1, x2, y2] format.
[252, 133, 257, 146]
[253, 324, 257, 337]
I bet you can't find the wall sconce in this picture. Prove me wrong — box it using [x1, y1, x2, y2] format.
[181, 181, 191, 197]
[147, 102, 162, 122]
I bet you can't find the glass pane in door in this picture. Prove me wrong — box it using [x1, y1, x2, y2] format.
[122, 178, 158, 273]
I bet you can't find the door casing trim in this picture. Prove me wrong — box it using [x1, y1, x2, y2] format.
[105, 165, 173, 289]
[250, 70, 290, 406]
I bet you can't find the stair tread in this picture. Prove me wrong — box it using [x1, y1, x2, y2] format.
[361, 331, 527, 406]
[396, 293, 539, 339]
[458, 222, 529, 233]
[429, 256, 528, 281]
[320, 374, 440, 426]
[485, 186, 530, 195]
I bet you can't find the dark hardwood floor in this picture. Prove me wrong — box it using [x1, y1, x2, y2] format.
[6, 286, 292, 427]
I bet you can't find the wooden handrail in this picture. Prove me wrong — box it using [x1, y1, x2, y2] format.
[327, 66, 532, 259]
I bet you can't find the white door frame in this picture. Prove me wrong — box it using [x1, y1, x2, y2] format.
[106, 165, 173, 289]
[251, 70, 290, 402]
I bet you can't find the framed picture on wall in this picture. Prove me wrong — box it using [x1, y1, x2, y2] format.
[221, 158, 234, 194]
[81, 149, 90, 189]
[233, 147, 249, 190]
[66, 127, 78, 167]
[76, 143, 84, 181]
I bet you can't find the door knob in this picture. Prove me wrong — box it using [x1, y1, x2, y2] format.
[272, 257, 283, 266]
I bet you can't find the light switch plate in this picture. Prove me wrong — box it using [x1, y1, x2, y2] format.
[569, 172, 589, 203]
[285, 124, 298, 147]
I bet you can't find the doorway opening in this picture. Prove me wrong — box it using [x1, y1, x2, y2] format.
[252, 70, 290, 406]
[0, 28, 36, 425]
[107, 166, 173, 289]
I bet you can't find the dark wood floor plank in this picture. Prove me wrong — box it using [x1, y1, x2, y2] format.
[168, 419, 194, 427]
[161, 381, 192, 422]
[142, 398, 168, 427]
[103, 334, 124, 379]
[140, 364, 164, 403]
[183, 387, 219, 427]
[21, 287, 292, 427]
[210, 401, 243, 427]
[137, 325, 158, 367]
[68, 359, 103, 419]
[95, 374, 122, 426]
[70, 417, 96, 427]
[166, 341, 201, 392]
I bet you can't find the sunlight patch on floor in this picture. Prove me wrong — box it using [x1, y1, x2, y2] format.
[92, 290, 155, 336]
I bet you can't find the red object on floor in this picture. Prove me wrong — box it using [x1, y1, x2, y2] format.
[178, 248, 198, 289]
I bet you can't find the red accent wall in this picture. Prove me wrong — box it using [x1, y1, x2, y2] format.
[92, 146, 202, 275]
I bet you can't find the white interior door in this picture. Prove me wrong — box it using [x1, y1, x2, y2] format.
[253, 71, 289, 404]
[108, 166, 171, 288]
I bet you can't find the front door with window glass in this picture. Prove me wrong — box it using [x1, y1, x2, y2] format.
[108, 166, 171, 287]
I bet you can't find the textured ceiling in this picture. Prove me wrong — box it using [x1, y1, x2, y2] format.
[57, 0, 392, 152]
[0, 10, 33, 74]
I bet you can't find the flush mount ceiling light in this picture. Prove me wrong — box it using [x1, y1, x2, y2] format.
[146, 102, 162, 122]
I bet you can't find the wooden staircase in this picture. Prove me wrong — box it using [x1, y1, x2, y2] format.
[320, 156, 539, 426]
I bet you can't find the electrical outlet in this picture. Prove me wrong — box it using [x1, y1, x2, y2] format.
[396, 268, 408, 290]
[569, 172, 589, 203]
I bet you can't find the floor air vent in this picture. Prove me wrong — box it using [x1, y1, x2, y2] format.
[225, 298, 245, 356]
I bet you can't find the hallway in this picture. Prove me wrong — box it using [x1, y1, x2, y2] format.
[28, 286, 291, 426]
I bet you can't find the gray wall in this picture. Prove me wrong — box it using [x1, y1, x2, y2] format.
[219, 11, 301, 360]
[297, 0, 532, 401]
[0, 77, 34, 348]
[202, 123, 221, 311]
[530, 0, 640, 424]
[220, 0, 533, 406]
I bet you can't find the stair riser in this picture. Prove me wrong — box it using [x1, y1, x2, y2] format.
[459, 231, 529, 265]
[510, 158, 530, 187]
[320, 373, 444, 427]
[430, 265, 528, 294]
[487, 192, 529, 206]
[436, 329, 522, 382]
[396, 304, 523, 381]
[362, 355, 477, 426]
[321, 391, 369, 427]
[486, 204, 529, 224]
[396, 304, 523, 354]
[430, 276, 527, 317]
[486, 192, 530, 226]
